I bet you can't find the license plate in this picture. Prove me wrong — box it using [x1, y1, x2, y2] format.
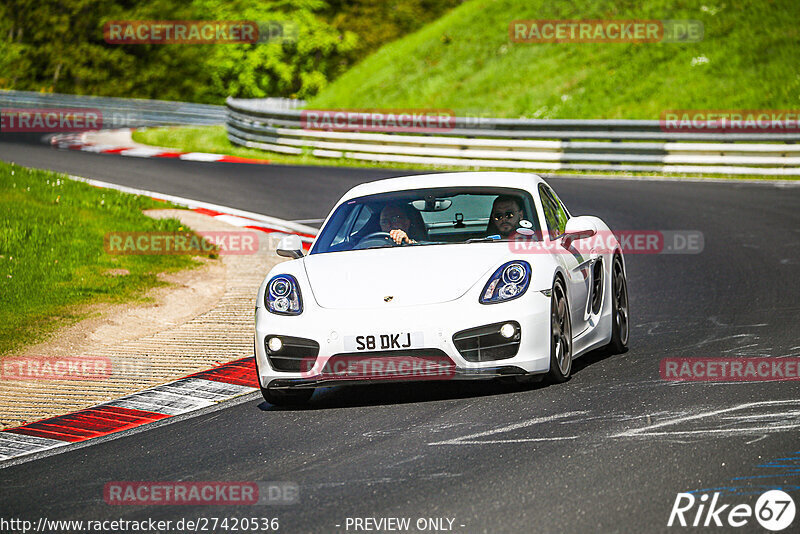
[344, 332, 424, 352]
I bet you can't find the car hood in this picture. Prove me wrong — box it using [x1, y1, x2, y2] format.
[302, 244, 512, 309]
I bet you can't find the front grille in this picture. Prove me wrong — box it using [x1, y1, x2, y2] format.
[453, 322, 521, 362]
[265, 335, 320, 372]
[324, 349, 455, 379]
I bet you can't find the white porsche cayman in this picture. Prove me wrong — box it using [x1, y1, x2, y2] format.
[254, 172, 629, 405]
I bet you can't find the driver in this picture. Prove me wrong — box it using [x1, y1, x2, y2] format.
[487, 196, 523, 238]
[380, 204, 418, 245]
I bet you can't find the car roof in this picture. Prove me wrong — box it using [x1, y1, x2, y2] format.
[338, 172, 547, 204]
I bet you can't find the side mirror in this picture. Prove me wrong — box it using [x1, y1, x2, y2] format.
[562, 216, 597, 247]
[277, 234, 304, 259]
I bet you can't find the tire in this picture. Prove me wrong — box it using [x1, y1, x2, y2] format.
[547, 278, 572, 383]
[254, 344, 314, 405]
[607, 256, 630, 354]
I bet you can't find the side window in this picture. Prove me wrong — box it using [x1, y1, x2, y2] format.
[539, 185, 561, 239]
[548, 187, 571, 220]
[540, 185, 568, 238]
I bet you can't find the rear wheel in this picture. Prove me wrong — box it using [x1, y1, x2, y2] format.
[607, 256, 629, 354]
[547, 278, 572, 383]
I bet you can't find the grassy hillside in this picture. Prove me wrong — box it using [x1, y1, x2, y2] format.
[309, 0, 800, 118]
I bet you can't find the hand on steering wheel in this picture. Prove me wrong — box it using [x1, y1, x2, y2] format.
[354, 230, 414, 250]
[388, 229, 414, 245]
[354, 231, 395, 250]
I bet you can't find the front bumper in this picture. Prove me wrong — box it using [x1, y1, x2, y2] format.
[255, 291, 552, 390]
[266, 365, 532, 390]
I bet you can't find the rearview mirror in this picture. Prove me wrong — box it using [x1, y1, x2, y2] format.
[277, 234, 304, 259]
[411, 198, 452, 212]
[562, 216, 597, 247]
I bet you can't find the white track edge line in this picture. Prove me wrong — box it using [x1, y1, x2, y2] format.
[66, 174, 320, 235]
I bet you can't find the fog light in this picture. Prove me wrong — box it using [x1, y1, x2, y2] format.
[499, 323, 516, 339]
[267, 337, 283, 352]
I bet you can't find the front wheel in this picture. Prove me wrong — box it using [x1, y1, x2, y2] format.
[607, 256, 629, 354]
[547, 278, 572, 383]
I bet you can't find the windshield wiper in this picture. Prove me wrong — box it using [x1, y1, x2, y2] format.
[354, 244, 394, 251]
[408, 240, 444, 246]
[465, 236, 502, 243]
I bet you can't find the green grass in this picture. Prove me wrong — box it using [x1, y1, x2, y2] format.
[133, 125, 799, 181]
[0, 162, 213, 355]
[309, 0, 800, 118]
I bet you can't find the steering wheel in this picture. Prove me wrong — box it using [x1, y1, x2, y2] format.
[353, 231, 396, 250]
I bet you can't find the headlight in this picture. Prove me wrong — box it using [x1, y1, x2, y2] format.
[265, 274, 303, 315]
[480, 261, 531, 304]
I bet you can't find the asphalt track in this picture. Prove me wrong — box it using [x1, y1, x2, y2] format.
[1, 136, 800, 533]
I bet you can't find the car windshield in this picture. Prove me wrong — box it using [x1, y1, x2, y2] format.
[310, 186, 540, 254]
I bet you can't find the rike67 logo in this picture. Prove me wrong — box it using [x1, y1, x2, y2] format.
[668, 490, 796, 531]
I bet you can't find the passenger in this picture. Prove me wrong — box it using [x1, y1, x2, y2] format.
[486, 195, 524, 238]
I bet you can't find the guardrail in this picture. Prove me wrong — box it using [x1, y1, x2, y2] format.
[1, 90, 227, 128]
[226, 99, 800, 176]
